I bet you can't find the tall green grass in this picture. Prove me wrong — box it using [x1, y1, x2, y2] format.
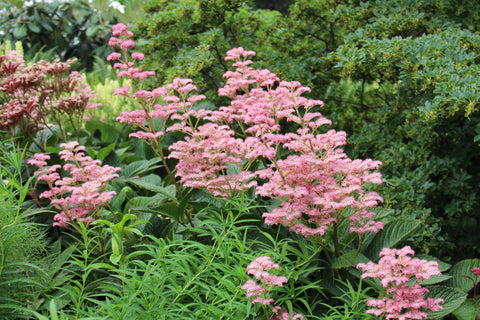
[0, 144, 48, 319]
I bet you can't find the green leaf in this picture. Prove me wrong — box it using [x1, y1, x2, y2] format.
[121, 158, 163, 178]
[86, 25, 100, 37]
[151, 201, 185, 222]
[139, 173, 162, 185]
[426, 286, 467, 319]
[49, 300, 59, 320]
[364, 219, 421, 260]
[125, 177, 176, 200]
[370, 206, 395, 220]
[13, 24, 27, 38]
[418, 274, 452, 286]
[96, 143, 116, 162]
[452, 299, 478, 320]
[27, 22, 40, 33]
[110, 253, 121, 265]
[332, 250, 370, 269]
[131, 197, 185, 222]
[110, 186, 133, 212]
[49, 245, 75, 275]
[85, 120, 119, 143]
[89, 263, 116, 270]
[103, 149, 121, 167]
[446, 259, 480, 292]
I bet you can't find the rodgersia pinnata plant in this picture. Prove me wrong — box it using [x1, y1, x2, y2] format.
[0, 50, 100, 146]
[169, 47, 384, 252]
[107, 22, 384, 257]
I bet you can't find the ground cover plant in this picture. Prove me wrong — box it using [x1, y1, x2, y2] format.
[1, 1, 480, 319]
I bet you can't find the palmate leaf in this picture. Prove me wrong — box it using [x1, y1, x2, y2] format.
[364, 218, 421, 260]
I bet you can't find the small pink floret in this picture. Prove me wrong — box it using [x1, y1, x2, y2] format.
[472, 267, 480, 276]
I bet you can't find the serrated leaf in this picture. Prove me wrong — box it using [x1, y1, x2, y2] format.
[426, 286, 467, 319]
[452, 299, 478, 320]
[365, 219, 421, 260]
[370, 206, 395, 220]
[446, 259, 480, 292]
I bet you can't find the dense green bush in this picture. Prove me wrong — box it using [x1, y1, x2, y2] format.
[330, 1, 480, 260]
[0, 0, 146, 70]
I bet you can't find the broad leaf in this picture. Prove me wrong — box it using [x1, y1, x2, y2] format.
[95, 143, 116, 162]
[332, 250, 370, 269]
[426, 286, 467, 319]
[364, 219, 421, 260]
[126, 178, 176, 200]
[121, 158, 163, 178]
[445, 259, 480, 293]
[452, 299, 478, 320]
[419, 274, 452, 286]
[110, 186, 133, 212]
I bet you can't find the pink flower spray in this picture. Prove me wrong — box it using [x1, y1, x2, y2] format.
[28, 141, 121, 228]
[242, 256, 304, 320]
[357, 246, 444, 319]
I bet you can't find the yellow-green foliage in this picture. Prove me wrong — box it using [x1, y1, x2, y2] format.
[88, 72, 135, 122]
[0, 40, 23, 55]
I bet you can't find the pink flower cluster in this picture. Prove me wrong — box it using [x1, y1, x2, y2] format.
[169, 47, 384, 237]
[472, 267, 480, 277]
[108, 24, 210, 146]
[107, 23, 154, 82]
[242, 256, 303, 320]
[357, 246, 444, 320]
[270, 307, 304, 320]
[28, 141, 121, 227]
[242, 256, 288, 306]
